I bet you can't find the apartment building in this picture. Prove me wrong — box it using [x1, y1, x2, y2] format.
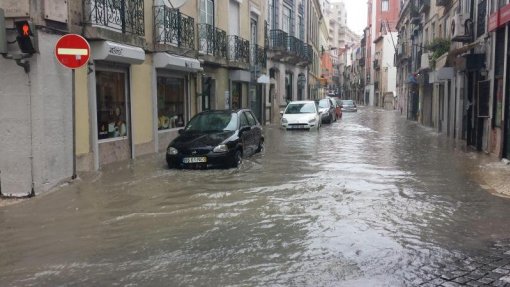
[0, 0, 268, 196]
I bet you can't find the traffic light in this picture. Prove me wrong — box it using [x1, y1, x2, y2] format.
[15, 20, 37, 54]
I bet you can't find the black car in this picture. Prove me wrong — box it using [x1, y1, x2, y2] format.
[316, 98, 337, 124]
[166, 109, 264, 169]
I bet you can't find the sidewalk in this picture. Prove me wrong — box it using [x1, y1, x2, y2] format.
[474, 157, 510, 198]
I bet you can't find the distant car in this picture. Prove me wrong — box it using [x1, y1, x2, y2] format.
[341, 100, 358, 112]
[317, 98, 336, 124]
[280, 101, 321, 130]
[166, 109, 263, 169]
[329, 97, 343, 120]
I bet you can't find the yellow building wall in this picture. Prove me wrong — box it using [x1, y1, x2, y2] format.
[75, 66, 90, 155]
[131, 56, 154, 145]
[215, 68, 230, 109]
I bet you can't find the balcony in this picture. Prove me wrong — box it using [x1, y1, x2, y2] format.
[84, 0, 145, 36]
[251, 45, 267, 68]
[373, 59, 380, 70]
[269, 29, 288, 51]
[436, 0, 451, 7]
[154, 6, 194, 50]
[198, 23, 228, 59]
[268, 29, 309, 65]
[419, 0, 430, 13]
[228, 35, 250, 64]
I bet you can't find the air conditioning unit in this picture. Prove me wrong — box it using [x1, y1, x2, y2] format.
[451, 13, 466, 39]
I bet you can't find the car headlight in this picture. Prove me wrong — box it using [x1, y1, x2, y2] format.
[308, 118, 316, 124]
[281, 118, 288, 124]
[213, 144, 228, 153]
[167, 147, 178, 155]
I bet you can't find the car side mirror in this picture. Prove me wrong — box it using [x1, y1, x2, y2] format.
[178, 129, 184, 135]
[240, 126, 250, 133]
[280, 111, 284, 117]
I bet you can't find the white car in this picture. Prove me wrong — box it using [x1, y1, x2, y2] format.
[280, 101, 321, 130]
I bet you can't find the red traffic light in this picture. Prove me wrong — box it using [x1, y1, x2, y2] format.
[14, 20, 36, 54]
[15, 20, 32, 37]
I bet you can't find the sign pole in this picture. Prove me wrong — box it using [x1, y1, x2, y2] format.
[72, 69, 76, 179]
[54, 34, 90, 179]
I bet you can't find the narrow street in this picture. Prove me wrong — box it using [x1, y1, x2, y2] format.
[1, 108, 510, 287]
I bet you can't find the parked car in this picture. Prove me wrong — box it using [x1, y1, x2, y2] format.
[317, 98, 337, 124]
[280, 101, 321, 130]
[329, 97, 343, 120]
[166, 109, 263, 169]
[341, 100, 358, 112]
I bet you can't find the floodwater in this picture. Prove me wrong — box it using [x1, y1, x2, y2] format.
[1, 108, 510, 286]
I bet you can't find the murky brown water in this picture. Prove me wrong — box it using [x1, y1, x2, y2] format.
[1, 108, 510, 286]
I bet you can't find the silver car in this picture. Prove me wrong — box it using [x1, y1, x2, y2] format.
[341, 100, 358, 112]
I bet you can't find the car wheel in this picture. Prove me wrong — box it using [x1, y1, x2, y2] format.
[256, 139, 264, 153]
[232, 149, 242, 168]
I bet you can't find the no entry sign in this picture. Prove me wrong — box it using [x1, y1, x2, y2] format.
[55, 34, 90, 69]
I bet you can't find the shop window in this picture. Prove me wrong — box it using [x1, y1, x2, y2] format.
[96, 71, 128, 140]
[232, 82, 242, 110]
[157, 77, 186, 130]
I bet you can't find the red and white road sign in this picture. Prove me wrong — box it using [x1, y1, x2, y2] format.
[55, 34, 90, 69]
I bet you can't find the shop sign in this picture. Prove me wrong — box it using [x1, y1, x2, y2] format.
[91, 41, 145, 65]
[489, 11, 499, 32]
[500, 4, 510, 26]
[0, 0, 29, 17]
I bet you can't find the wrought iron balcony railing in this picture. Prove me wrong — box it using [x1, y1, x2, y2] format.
[154, 6, 194, 49]
[198, 23, 228, 58]
[287, 36, 300, 55]
[250, 45, 267, 67]
[269, 29, 288, 50]
[84, 0, 145, 36]
[228, 35, 250, 63]
[306, 44, 313, 62]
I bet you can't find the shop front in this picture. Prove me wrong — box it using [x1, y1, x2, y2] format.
[229, 70, 251, 110]
[153, 53, 201, 151]
[90, 41, 145, 168]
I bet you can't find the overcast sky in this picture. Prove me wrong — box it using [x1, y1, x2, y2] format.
[342, 0, 367, 36]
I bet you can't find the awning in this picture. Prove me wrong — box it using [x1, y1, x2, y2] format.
[154, 52, 202, 72]
[230, 70, 251, 82]
[257, 74, 270, 84]
[90, 41, 145, 64]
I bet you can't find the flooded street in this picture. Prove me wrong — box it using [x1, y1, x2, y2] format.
[2, 108, 510, 286]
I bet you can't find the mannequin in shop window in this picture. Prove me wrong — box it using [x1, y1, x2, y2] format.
[108, 106, 127, 138]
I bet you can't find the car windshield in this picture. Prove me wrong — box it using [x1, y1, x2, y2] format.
[185, 112, 238, 132]
[285, 103, 317, 114]
[318, 99, 330, 108]
[343, 100, 354, 106]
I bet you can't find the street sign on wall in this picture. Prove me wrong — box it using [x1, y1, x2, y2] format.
[54, 34, 90, 69]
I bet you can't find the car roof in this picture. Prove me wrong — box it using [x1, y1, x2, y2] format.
[198, 109, 253, 114]
[288, 101, 316, 104]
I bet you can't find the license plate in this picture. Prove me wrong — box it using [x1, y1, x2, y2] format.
[289, 125, 306, 129]
[183, 157, 207, 164]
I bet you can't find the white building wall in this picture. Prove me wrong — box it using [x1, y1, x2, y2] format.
[383, 33, 397, 93]
[0, 31, 73, 197]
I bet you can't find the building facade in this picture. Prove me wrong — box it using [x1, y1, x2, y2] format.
[0, 0, 269, 196]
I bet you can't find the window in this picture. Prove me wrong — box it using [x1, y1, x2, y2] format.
[157, 77, 186, 130]
[240, 112, 250, 127]
[298, 15, 304, 40]
[245, 112, 257, 126]
[382, 0, 389, 11]
[282, 5, 291, 33]
[200, 0, 214, 25]
[96, 71, 128, 140]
